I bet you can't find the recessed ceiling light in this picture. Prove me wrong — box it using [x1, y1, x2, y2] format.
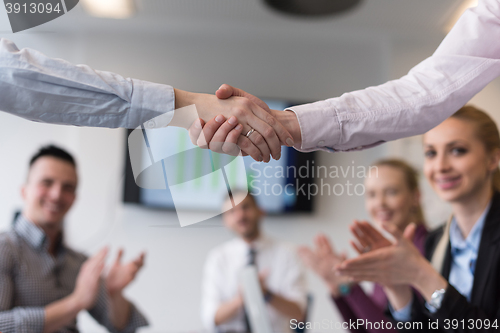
[81, 0, 136, 19]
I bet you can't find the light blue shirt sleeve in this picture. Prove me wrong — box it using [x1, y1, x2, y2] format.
[0, 38, 175, 129]
[389, 296, 413, 322]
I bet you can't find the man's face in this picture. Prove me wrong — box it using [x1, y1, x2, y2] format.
[222, 194, 262, 240]
[22, 156, 77, 229]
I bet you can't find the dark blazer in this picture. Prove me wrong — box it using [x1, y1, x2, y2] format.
[408, 191, 500, 332]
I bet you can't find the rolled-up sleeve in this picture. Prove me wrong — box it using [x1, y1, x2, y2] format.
[289, 0, 500, 152]
[0, 38, 174, 129]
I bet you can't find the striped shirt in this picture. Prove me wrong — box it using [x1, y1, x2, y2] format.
[0, 215, 148, 333]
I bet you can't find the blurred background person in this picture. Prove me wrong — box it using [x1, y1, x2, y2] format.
[299, 159, 427, 332]
[201, 191, 307, 333]
[0, 145, 148, 333]
[338, 106, 500, 332]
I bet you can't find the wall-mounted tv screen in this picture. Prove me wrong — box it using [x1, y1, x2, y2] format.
[123, 100, 316, 214]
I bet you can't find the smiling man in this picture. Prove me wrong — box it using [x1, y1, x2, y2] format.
[201, 191, 307, 333]
[0, 145, 148, 333]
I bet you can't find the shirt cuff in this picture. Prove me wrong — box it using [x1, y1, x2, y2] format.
[129, 79, 175, 129]
[14, 307, 45, 333]
[389, 297, 413, 322]
[112, 303, 149, 333]
[425, 301, 438, 314]
[286, 101, 340, 152]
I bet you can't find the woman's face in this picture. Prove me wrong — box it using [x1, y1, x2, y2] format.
[365, 165, 419, 230]
[423, 117, 498, 203]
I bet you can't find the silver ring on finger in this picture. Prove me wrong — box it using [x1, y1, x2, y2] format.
[245, 128, 255, 138]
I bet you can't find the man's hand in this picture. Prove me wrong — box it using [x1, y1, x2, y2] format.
[187, 84, 302, 162]
[215, 84, 302, 148]
[175, 89, 294, 162]
[72, 247, 108, 310]
[106, 249, 145, 296]
[298, 234, 350, 297]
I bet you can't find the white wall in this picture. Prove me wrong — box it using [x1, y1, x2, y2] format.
[1, 18, 500, 333]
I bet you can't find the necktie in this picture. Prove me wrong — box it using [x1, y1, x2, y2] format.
[244, 246, 257, 333]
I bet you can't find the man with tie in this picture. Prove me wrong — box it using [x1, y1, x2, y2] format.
[201, 191, 307, 332]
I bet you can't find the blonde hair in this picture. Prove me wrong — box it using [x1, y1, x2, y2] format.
[450, 105, 500, 192]
[431, 105, 500, 272]
[371, 159, 426, 227]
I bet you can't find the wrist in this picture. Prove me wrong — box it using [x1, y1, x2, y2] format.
[174, 88, 197, 109]
[67, 292, 86, 313]
[383, 285, 413, 311]
[234, 293, 245, 308]
[414, 259, 448, 301]
[271, 109, 302, 147]
[108, 290, 122, 299]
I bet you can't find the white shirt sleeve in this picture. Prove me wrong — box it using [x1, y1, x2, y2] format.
[277, 246, 308, 312]
[200, 250, 224, 330]
[289, 0, 500, 152]
[0, 38, 175, 129]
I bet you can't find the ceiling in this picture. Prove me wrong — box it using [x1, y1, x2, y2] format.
[43, 0, 464, 41]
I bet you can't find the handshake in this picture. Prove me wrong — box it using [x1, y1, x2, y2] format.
[173, 84, 302, 163]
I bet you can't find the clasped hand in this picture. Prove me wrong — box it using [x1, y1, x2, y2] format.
[185, 84, 302, 162]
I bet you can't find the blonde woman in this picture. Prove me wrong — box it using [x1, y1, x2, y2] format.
[299, 159, 427, 333]
[339, 106, 500, 332]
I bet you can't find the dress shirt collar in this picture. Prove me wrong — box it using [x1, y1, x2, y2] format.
[14, 214, 63, 253]
[234, 233, 271, 253]
[449, 200, 491, 254]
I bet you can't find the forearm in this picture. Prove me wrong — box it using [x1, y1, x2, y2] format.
[214, 295, 244, 326]
[44, 294, 83, 333]
[0, 39, 174, 129]
[384, 285, 413, 311]
[271, 109, 302, 148]
[267, 293, 303, 321]
[170, 89, 202, 129]
[108, 292, 132, 331]
[289, 0, 500, 152]
[413, 258, 448, 302]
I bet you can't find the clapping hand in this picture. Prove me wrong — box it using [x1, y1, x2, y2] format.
[298, 234, 350, 297]
[106, 249, 145, 296]
[337, 223, 423, 286]
[349, 220, 393, 254]
[73, 247, 108, 310]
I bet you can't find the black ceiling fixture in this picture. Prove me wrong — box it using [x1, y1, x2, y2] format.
[263, 0, 363, 18]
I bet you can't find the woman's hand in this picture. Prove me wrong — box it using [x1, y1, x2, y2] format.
[349, 220, 393, 254]
[298, 234, 351, 298]
[176, 89, 294, 162]
[340, 222, 448, 301]
[338, 223, 424, 286]
[186, 84, 302, 162]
